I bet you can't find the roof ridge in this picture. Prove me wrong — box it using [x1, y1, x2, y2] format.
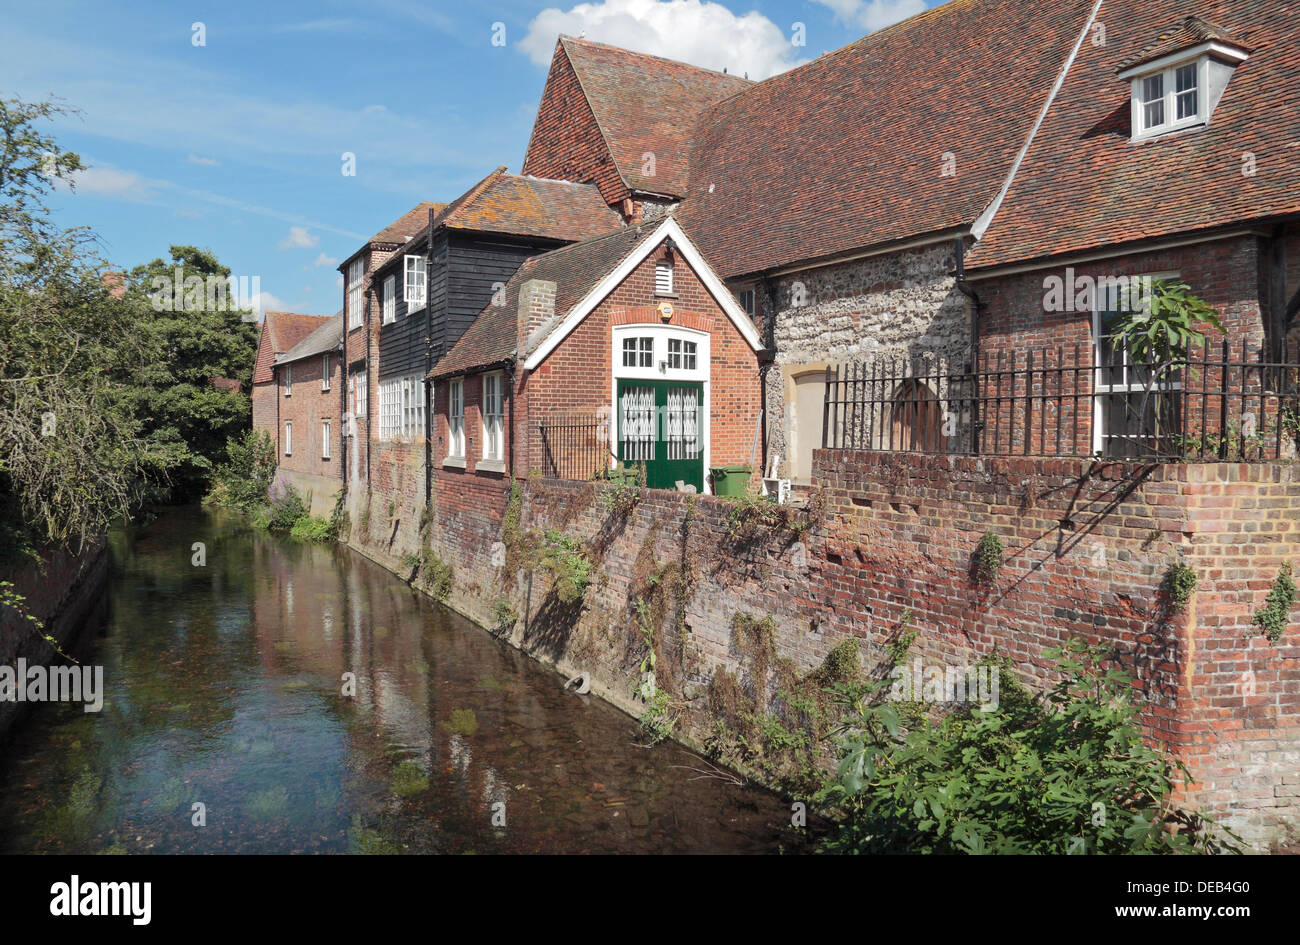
[558, 34, 754, 83]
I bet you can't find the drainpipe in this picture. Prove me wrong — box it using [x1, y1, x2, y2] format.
[364, 265, 372, 488]
[954, 236, 985, 454]
[424, 207, 436, 515]
[757, 275, 777, 477]
[338, 342, 346, 494]
[506, 358, 517, 481]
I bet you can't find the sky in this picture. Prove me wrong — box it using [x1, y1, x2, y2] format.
[0, 0, 944, 317]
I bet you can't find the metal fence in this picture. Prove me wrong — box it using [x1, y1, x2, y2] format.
[532, 415, 613, 480]
[821, 339, 1300, 462]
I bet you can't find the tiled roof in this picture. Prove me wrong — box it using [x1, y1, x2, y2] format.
[678, 0, 1099, 280]
[432, 223, 649, 377]
[968, 0, 1298, 271]
[379, 167, 623, 270]
[1117, 14, 1251, 73]
[277, 311, 345, 365]
[370, 201, 445, 245]
[340, 201, 447, 269]
[254, 311, 329, 383]
[557, 36, 752, 198]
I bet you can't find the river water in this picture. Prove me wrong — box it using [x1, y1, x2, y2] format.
[0, 507, 806, 854]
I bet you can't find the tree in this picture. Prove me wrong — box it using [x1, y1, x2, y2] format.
[122, 246, 260, 502]
[0, 97, 173, 554]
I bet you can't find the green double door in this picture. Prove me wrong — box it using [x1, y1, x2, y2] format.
[616, 379, 704, 491]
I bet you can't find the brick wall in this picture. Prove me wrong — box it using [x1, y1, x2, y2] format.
[274, 350, 343, 513]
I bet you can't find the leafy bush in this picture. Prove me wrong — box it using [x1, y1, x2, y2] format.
[1166, 561, 1198, 610]
[1252, 562, 1296, 643]
[265, 481, 308, 532]
[537, 530, 592, 604]
[818, 638, 1235, 854]
[420, 551, 453, 602]
[289, 515, 336, 543]
[209, 429, 277, 513]
[973, 532, 1004, 584]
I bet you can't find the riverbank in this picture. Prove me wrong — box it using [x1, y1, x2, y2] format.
[0, 538, 109, 745]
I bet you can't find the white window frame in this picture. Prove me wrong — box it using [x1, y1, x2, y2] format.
[321, 353, 331, 391]
[282, 363, 292, 396]
[347, 258, 364, 330]
[378, 377, 401, 441]
[321, 419, 331, 460]
[1091, 270, 1181, 454]
[404, 255, 426, 313]
[447, 378, 465, 459]
[621, 336, 654, 369]
[351, 369, 367, 418]
[401, 375, 425, 441]
[382, 275, 395, 325]
[481, 372, 504, 464]
[655, 260, 674, 295]
[284, 421, 293, 456]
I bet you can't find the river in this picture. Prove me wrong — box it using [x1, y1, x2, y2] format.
[0, 506, 808, 854]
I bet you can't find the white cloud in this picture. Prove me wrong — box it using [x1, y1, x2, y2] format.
[251, 290, 288, 315]
[64, 165, 157, 201]
[520, 0, 805, 80]
[187, 154, 220, 166]
[313, 252, 339, 267]
[279, 226, 319, 250]
[812, 0, 930, 33]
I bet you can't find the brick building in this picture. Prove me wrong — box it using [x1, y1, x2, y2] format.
[430, 217, 763, 493]
[271, 312, 345, 515]
[252, 310, 331, 453]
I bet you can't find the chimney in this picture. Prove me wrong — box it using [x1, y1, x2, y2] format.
[517, 278, 557, 356]
[102, 270, 126, 299]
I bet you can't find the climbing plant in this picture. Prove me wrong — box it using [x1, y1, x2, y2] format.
[1252, 562, 1296, 643]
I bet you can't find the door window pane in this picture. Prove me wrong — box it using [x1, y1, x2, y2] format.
[620, 385, 655, 462]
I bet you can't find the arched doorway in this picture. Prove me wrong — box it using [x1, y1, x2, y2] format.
[890, 379, 941, 452]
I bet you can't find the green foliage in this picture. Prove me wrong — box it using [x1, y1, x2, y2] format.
[420, 550, 453, 602]
[208, 428, 277, 513]
[493, 597, 517, 633]
[399, 552, 422, 573]
[0, 96, 176, 550]
[0, 579, 77, 662]
[265, 482, 308, 532]
[725, 492, 783, 541]
[289, 515, 336, 543]
[818, 639, 1236, 854]
[973, 532, 1004, 585]
[638, 689, 676, 745]
[537, 530, 592, 604]
[122, 245, 259, 502]
[1165, 561, 1198, 611]
[390, 760, 429, 797]
[1109, 279, 1225, 378]
[447, 709, 478, 736]
[599, 471, 641, 518]
[1252, 562, 1296, 643]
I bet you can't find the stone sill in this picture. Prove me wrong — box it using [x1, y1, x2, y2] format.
[476, 460, 506, 474]
[443, 457, 466, 469]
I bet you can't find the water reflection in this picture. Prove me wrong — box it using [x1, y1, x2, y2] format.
[0, 507, 807, 854]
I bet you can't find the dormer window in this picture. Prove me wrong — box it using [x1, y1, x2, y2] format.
[1119, 17, 1250, 142]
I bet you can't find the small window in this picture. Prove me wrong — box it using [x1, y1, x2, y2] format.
[667, 338, 697, 371]
[622, 337, 653, 368]
[448, 379, 465, 457]
[379, 377, 401, 440]
[1132, 58, 1205, 137]
[322, 419, 331, 459]
[350, 369, 367, 418]
[382, 275, 395, 324]
[284, 421, 293, 456]
[282, 363, 292, 396]
[401, 375, 425, 440]
[737, 288, 756, 319]
[482, 372, 504, 463]
[655, 260, 673, 295]
[347, 259, 363, 330]
[404, 256, 426, 312]
[322, 353, 331, 391]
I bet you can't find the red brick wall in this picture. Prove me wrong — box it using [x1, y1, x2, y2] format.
[811, 449, 1300, 846]
[522, 45, 630, 207]
[275, 351, 343, 481]
[520, 247, 762, 486]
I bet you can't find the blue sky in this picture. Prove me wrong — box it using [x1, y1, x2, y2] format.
[0, 0, 942, 316]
